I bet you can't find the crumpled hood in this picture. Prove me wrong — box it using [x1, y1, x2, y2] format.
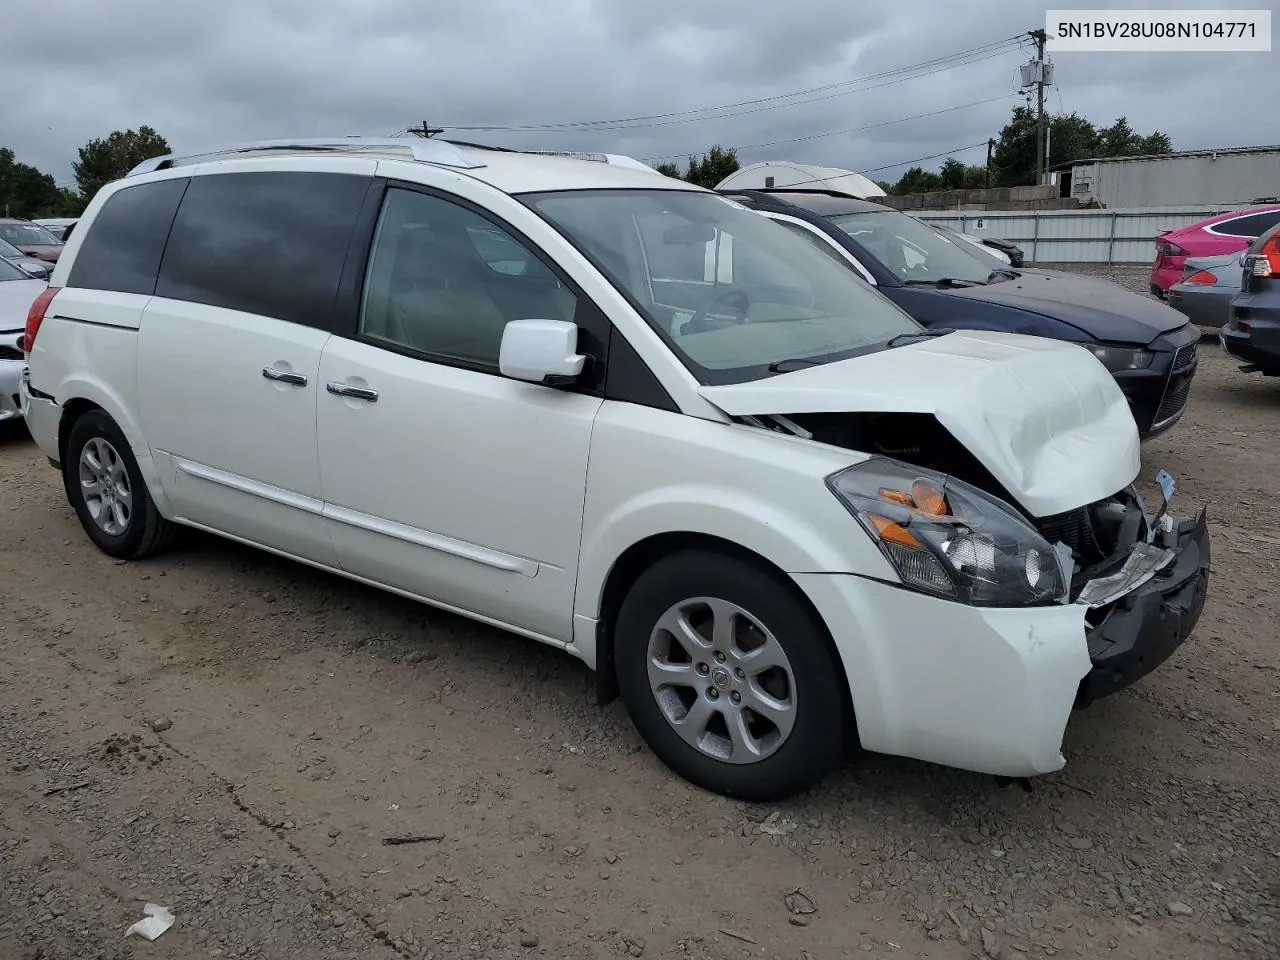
[700, 329, 1141, 517]
[939, 269, 1188, 343]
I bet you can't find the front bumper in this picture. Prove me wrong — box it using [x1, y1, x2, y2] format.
[0, 358, 23, 422]
[794, 509, 1210, 778]
[1112, 323, 1199, 439]
[1075, 508, 1210, 706]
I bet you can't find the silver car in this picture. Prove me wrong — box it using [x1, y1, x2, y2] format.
[0, 236, 53, 281]
[0, 257, 47, 423]
[1167, 252, 1241, 328]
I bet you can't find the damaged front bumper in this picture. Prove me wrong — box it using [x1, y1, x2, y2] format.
[792, 481, 1211, 779]
[1074, 508, 1210, 707]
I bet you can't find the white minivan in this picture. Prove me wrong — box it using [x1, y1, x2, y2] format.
[21, 137, 1210, 800]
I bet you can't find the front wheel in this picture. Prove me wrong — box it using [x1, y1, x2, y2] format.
[615, 550, 848, 801]
[63, 409, 174, 560]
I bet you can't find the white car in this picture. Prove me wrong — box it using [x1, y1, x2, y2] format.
[21, 137, 1211, 800]
[31, 217, 79, 241]
[1, 257, 47, 423]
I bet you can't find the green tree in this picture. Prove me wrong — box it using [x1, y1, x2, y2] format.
[938, 158, 967, 190]
[682, 145, 740, 189]
[0, 148, 63, 218]
[73, 125, 170, 201]
[890, 166, 943, 195]
[655, 146, 740, 188]
[989, 106, 1172, 188]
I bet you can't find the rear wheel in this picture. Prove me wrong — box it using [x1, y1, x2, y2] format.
[63, 410, 174, 560]
[614, 549, 847, 801]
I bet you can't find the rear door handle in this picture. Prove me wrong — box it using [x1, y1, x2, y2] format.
[326, 381, 379, 402]
[262, 367, 308, 386]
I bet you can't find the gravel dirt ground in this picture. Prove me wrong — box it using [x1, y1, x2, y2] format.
[1, 265, 1277, 960]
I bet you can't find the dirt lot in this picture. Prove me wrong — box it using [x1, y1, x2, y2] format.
[1, 268, 1277, 960]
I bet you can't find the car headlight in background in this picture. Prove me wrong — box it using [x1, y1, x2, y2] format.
[827, 458, 1068, 607]
[1084, 344, 1154, 371]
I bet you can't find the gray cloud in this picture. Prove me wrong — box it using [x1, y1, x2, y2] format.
[0, 0, 1270, 190]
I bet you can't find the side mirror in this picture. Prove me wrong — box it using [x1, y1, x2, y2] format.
[499, 319, 587, 387]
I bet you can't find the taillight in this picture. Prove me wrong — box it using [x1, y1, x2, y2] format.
[1185, 270, 1217, 285]
[23, 286, 59, 355]
[1246, 236, 1280, 278]
[1156, 240, 1187, 258]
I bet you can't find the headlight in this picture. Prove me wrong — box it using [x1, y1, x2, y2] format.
[1084, 344, 1154, 371]
[827, 458, 1068, 607]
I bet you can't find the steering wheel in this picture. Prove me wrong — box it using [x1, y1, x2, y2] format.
[685, 287, 752, 334]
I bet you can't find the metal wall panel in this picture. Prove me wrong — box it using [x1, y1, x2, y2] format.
[916, 206, 1256, 263]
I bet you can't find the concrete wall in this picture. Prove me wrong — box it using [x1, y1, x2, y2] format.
[880, 184, 1092, 212]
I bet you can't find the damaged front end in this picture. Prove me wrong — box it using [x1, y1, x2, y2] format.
[1036, 479, 1211, 707]
[744, 410, 1212, 706]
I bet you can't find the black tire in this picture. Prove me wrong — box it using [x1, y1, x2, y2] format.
[63, 409, 175, 560]
[614, 549, 847, 801]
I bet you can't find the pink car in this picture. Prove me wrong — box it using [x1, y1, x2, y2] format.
[1150, 205, 1280, 298]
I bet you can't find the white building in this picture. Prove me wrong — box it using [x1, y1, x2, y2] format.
[1057, 145, 1280, 209]
[716, 161, 887, 198]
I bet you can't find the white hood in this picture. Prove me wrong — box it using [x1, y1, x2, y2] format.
[699, 330, 1141, 517]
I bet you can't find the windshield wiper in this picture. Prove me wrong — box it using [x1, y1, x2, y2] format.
[902, 277, 984, 288]
[987, 268, 1019, 282]
[886, 327, 956, 348]
[767, 357, 822, 372]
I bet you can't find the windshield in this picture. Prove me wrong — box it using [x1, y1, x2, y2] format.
[0, 237, 27, 259]
[520, 189, 920, 384]
[828, 210, 1001, 285]
[0, 257, 29, 281]
[0, 222, 61, 246]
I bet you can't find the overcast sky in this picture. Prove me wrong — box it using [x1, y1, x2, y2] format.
[1, 0, 1270, 188]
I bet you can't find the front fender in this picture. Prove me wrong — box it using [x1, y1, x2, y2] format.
[573, 405, 897, 630]
[576, 482, 897, 623]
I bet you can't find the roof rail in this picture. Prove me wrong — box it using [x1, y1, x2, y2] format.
[520, 150, 658, 173]
[126, 136, 487, 177]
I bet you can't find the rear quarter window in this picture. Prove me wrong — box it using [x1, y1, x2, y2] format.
[1211, 211, 1280, 238]
[155, 171, 371, 330]
[66, 178, 189, 295]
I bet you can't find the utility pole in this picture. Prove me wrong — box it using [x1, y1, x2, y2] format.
[985, 137, 994, 189]
[1031, 28, 1047, 186]
[406, 120, 443, 138]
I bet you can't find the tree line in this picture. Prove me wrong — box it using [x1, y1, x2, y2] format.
[1, 126, 170, 219]
[649, 107, 1172, 197]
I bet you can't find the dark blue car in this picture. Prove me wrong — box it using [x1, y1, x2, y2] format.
[723, 189, 1200, 440]
[1221, 221, 1280, 375]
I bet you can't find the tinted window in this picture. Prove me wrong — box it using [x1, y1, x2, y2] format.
[827, 210, 993, 283]
[1213, 212, 1280, 238]
[66, 179, 187, 295]
[157, 171, 370, 330]
[359, 188, 578, 369]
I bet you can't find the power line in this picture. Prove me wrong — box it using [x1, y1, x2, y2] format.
[641, 94, 1018, 162]
[863, 141, 991, 174]
[444, 35, 1026, 133]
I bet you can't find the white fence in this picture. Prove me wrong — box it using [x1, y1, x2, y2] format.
[916, 205, 1251, 264]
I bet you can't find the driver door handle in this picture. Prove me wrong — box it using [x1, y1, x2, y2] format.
[326, 381, 379, 403]
[262, 367, 308, 386]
